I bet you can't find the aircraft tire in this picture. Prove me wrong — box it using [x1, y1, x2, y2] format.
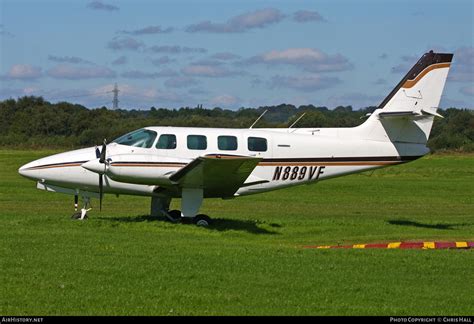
[71, 211, 88, 220]
[193, 214, 212, 227]
[167, 209, 182, 222]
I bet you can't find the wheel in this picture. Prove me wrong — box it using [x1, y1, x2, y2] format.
[193, 214, 212, 227]
[166, 209, 182, 222]
[71, 211, 88, 220]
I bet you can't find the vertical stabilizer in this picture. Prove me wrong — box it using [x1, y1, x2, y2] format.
[357, 51, 453, 145]
[378, 51, 453, 113]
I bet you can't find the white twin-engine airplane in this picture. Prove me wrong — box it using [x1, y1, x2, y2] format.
[19, 51, 453, 226]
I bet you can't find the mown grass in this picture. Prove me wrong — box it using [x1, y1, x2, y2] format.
[0, 150, 472, 316]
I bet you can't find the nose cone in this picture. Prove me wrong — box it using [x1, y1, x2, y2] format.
[82, 159, 106, 174]
[18, 161, 40, 180]
[18, 146, 100, 181]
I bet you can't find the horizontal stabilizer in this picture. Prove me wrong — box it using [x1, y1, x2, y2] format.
[378, 111, 419, 118]
[421, 107, 443, 118]
[378, 108, 443, 119]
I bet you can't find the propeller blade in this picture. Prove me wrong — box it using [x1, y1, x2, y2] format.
[95, 146, 100, 159]
[99, 174, 103, 211]
[99, 139, 107, 164]
[98, 138, 107, 211]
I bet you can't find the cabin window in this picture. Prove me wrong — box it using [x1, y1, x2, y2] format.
[248, 137, 267, 152]
[156, 134, 177, 149]
[218, 136, 238, 151]
[187, 135, 207, 150]
[112, 129, 157, 148]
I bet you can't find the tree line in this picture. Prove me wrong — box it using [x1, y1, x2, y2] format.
[0, 96, 473, 152]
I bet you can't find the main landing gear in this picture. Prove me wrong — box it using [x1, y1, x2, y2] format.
[68, 192, 213, 226]
[150, 192, 212, 227]
[71, 195, 91, 220]
[166, 210, 212, 227]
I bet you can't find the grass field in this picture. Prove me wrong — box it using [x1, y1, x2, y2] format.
[0, 150, 473, 316]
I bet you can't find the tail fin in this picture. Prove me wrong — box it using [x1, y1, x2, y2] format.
[358, 50, 453, 145]
[378, 50, 453, 112]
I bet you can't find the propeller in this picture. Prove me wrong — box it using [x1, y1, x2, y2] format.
[98, 139, 107, 211]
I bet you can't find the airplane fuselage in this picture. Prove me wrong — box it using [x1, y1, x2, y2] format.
[19, 124, 428, 199]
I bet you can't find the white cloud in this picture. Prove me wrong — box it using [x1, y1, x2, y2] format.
[47, 64, 116, 79]
[120, 69, 178, 79]
[293, 10, 325, 23]
[120, 25, 174, 35]
[439, 96, 470, 109]
[107, 36, 144, 51]
[186, 8, 285, 33]
[181, 64, 241, 78]
[449, 47, 474, 82]
[460, 85, 474, 96]
[270, 74, 341, 92]
[391, 55, 418, 74]
[0, 24, 14, 37]
[210, 52, 241, 61]
[247, 48, 353, 72]
[150, 56, 175, 66]
[164, 76, 198, 88]
[111, 55, 127, 65]
[0, 86, 40, 99]
[147, 45, 207, 54]
[48, 55, 93, 64]
[2, 64, 42, 80]
[87, 1, 119, 11]
[210, 94, 240, 107]
[327, 93, 382, 109]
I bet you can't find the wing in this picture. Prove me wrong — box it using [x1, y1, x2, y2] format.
[169, 155, 263, 197]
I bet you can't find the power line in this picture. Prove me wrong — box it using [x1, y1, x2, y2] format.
[47, 92, 106, 101]
[37, 89, 117, 106]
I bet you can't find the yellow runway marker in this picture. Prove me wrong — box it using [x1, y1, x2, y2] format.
[455, 242, 468, 248]
[388, 242, 401, 249]
[423, 242, 435, 249]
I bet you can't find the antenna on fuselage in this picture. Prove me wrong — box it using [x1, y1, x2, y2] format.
[288, 112, 306, 129]
[249, 109, 268, 129]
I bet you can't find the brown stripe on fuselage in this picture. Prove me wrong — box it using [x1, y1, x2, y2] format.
[258, 161, 400, 166]
[111, 163, 185, 168]
[25, 162, 85, 170]
[402, 62, 450, 89]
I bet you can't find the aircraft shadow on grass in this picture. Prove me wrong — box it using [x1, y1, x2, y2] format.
[387, 219, 471, 230]
[97, 215, 281, 235]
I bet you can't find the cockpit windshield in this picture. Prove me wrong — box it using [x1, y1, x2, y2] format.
[112, 129, 157, 148]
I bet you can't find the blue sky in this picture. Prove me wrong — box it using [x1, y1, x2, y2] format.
[0, 0, 472, 109]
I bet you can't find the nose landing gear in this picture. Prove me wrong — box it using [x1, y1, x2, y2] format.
[71, 195, 91, 220]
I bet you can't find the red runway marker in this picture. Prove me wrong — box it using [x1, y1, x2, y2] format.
[304, 241, 474, 250]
